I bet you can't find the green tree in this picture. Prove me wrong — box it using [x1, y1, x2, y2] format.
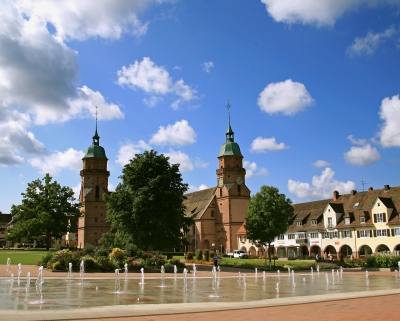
[103, 150, 192, 251]
[245, 185, 294, 269]
[6, 174, 82, 250]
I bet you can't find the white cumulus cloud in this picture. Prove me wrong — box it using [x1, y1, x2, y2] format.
[164, 149, 193, 172]
[288, 167, 356, 200]
[250, 136, 289, 153]
[0, 3, 123, 125]
[244, 160, 268, 178]
[378, 95, 400, 148]
[0, 108, 46, 166]
[117, 57, 197, 107]
[257, 79, 314, 116]
[261, 0, 400, 27]
[17, 0, 160, 40]
[115, 140, 151, 166]
[347, 26, 397, 57]
[150, 120, 197, 146]
[202, 61, 214, 73]
[28, 148, 84, 175]
[313, 160, 330, 167]
[344, 144, 380, 166]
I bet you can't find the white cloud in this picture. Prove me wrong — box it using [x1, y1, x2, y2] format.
[115, 140, 151, 166]
[188, 184, 208, 193]
[250, 136, 289, 153]
[313, 160, 330, 167]
[72, 183, 81, 200]
[195, 158, 209, 168]
[0, 108, 46, 166]
[288, 167, 356, 200]
[164, 149, 193, 172]
[347, 26, 397, 57]
[117, 57, 197, 106]
[378, 95, 400, 148]
[17, 0, 160, 40]
[108, 183, 115, 192]
[28, 148, 84, 175]
[202, 61, 214, 73]
[0, 3, 123, 125]
[261, 0, 400, 27]
[344, 144, 380, 166]
[143, 96, 162, 107]
[347, 135, 367, 146]
[257, 79, 314, 116]
[150, 120, 197, 146]
[244, 160, 268, 178]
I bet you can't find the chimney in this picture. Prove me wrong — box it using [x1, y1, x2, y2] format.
[368, 187, 373, 191]
[351, 190, 357, 196]
[333, 191, 340, 201]
[384, 184, 390, 192]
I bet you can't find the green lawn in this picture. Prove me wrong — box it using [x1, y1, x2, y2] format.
[0, 250, 47, 265]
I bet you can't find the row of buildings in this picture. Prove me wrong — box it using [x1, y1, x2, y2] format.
[2, 106, 400, 259]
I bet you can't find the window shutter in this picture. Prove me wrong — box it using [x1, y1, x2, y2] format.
[374, 214, 377, 223]
[387, 229, 390, 236]
[349, 230, 352, 238]
[373, 230, 376, 237]
[391, 228, 395, 236]
[357, 231, 360, 238]
[383, 214, 386, 223]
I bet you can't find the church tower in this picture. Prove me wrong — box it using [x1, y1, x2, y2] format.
[215, 102, 250, 253]
[77, 109, 110, 248]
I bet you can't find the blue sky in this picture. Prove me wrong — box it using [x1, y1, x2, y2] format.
[2, 0, 400, 213]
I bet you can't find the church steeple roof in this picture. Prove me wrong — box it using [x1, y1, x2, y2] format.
[218, 101, 242, 157]
[83, 107, 107, 159]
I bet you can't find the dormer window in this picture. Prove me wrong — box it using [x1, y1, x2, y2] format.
[377, 202, 381, 207]
[354, 202, 359, 209]
[374, 213, 386, 223]
[296, 221, 302, 226]
[360, 216, 365, 224]
[345, 217, 350, 225]
[311, 220, 317, 226]
[328, 217, 333, 227]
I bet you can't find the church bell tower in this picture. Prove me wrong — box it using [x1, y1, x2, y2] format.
[215, 102, 250, 253]
[77, 108, 110, 248]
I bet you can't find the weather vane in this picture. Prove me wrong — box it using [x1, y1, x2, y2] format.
[95, 106, 99, 121]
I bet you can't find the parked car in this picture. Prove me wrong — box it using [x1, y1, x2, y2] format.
[228, 250, 249, 259]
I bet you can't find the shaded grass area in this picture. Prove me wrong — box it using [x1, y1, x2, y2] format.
[0, 250, 46, 265]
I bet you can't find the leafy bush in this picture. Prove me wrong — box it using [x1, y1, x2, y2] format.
[186, 252, 194, 260]
[109, 248, 126, 264]
[124, 244, 143, 258]
[366, 254, 400, 268]
[168, 258, 185, 268]
[97, 256, 116, 271]
[195, 249, 203, 261]
[344, 258, 366, 268]
[82, 255, 98, 271]
[53, 261, 64, 270]
[127, 257, 143, 270]
[83, 243, 96, 256]
[95, 247, 110, 258]
[50, 249, 74, 270]
[203, 249, 210, 261]
[41, 252, 54, 268]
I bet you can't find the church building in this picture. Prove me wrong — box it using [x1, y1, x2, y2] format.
[77, 116, 110, 248]
[183, 104, 250, 254]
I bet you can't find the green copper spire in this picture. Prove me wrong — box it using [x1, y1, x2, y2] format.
[83, 106, 107, 159]
[218, 101, 242, 157]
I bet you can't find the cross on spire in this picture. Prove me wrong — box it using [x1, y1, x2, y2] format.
[226, 100, 234, 142]
[93, 106, 100, 145]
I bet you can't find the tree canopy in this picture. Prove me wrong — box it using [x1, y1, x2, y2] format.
[103, 150, 192, 250]
[6, 174, 82, 250]
[245, 185, 294, 249]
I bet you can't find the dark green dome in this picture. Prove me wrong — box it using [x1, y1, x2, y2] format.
[83, 126, 107, 159]
[218, 140, 242, 157]
[84, 144, 107, 159]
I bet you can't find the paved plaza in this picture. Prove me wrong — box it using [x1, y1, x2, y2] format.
[1, 265, 399, 321]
